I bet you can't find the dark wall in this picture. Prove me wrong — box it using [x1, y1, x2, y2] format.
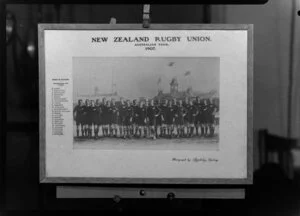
[5, 4, 208, 210]
[6, 4, 207, 123]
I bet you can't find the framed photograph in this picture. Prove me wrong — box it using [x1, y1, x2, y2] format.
[39, 24, 253, 184]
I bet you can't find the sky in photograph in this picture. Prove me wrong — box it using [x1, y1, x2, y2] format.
[73, 57, 219, 100]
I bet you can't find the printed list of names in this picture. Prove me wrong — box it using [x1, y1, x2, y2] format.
[51, 79, 70, 135]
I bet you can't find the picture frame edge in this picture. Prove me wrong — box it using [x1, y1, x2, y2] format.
[38, 23, 254, 185]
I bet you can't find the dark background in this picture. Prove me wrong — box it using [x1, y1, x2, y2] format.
[2, 2, 300, 214]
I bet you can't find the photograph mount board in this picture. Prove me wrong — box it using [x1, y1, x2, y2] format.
[39, 24, 253, 184]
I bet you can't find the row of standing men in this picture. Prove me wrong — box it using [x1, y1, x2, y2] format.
[73, 97, 219, 139]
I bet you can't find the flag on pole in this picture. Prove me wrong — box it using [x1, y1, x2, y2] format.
[94, 86, 99, 95]
[168, 62, 175, 67]
[184, 71, 191, 76]
[157, 77, 161, 85]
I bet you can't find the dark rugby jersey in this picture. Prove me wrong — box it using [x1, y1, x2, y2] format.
[167, 106, 175, 119]
[74, 105, 85, 116]
[207, 104, 217, 115]
[101, 104, 108, 115]
[132, 105, 139, 119]
[90, 106, 98, 115]
[95, 104, 101, 115]
[147, 105, 160, 119]
[147, 105, 154, 125]
[82, 105, 89, 116]
[126, 105, 133, 117]
[171, 104, 179, 118]
[202, 104, 209, 114]
[107, 106, 114, 115]
[194, 102, 203, 115]
[177, 105, 187, 118]
[186, 104, 198, 120]
[160, 105, 168, 121]
[111, 104, 118, 114]
[137, 106, 147, 120]
[154, 105, 161, 117]
[118, 103, 127, 117]
[86, 105, 94, 117]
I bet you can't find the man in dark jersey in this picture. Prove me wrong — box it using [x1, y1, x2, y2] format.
[85, 99, 94, 138]
[106, 100, 112, 137]
[94, 99, 102, 138]
[176, 100, 187, 138]
[171, 99, 179, 137]
[144, 99, 150, 138]
[106, 100, 113, 137]
[147, 99, 160, 139]
[196, 98, 207, 137]
[101, 98, 109, 137]
[118, 98, 127, 138]
[194, 96, 202, 137]
[73, 99, 84, 137]
[136, 100, 147, 138]
[188, 99, 198, 137]
[206, 98, 217, 137]
[132, 99, 139, 137]
[183, 97, 190, 137]
[110, 99, 118, 137]
[154, 100, 162, 138]
[82, 99, 90, 137]
[128, 100, 135, 137]
[202, 99, 210, 137]
[165, 100, 175, 138]
[212, 98, 220, 126]
[160, 99, 169, 138]
[134, 100, 141, 137]
[124, 100, 133, 138]
[212, 98, 220, 132]
[88, 100, 98, 138]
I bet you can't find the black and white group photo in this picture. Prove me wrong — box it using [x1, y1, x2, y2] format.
[73, 57, 220, 150]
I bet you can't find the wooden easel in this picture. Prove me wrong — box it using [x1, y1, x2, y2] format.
[56, 186, 245, 200]
[55, 5, 246, 201]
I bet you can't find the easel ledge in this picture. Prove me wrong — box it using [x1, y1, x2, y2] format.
[56, 186, 245, 199]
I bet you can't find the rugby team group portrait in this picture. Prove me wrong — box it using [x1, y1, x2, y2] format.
[73, 57, 220, 147]
[73, 96, 219, 140]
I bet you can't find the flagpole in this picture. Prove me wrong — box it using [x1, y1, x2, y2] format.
[111, 63, 113, 94]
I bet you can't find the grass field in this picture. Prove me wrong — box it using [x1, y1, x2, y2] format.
[73, 133, 219, 151]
